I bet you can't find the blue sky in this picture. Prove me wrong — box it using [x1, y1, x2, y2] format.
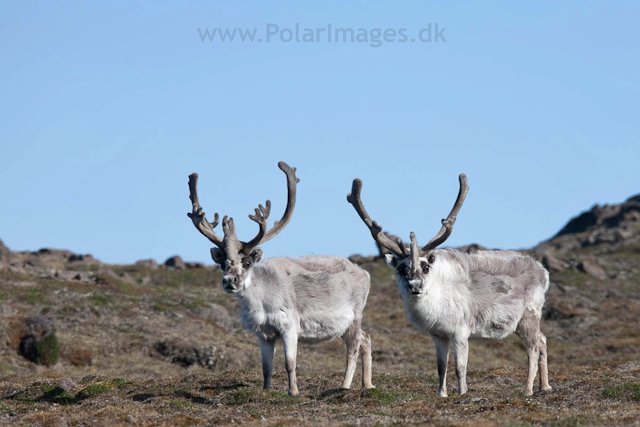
[1, 1, 638, 264]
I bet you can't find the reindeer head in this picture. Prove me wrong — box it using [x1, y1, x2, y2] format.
[188, 161, 299, 293]
[347, 174, 468, 297]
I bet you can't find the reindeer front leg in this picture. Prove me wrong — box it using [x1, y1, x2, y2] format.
[282, 331, 300, 397]
[432, 336, 450, 397]
[452, 336, 469, 395]
[258, 338, 276, 390]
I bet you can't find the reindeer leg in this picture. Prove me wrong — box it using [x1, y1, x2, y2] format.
[360, 330, 374, 389]
[539, 332, 552, 392]
[282, 331, 300, 397]
[432, 336, 450, 397]
[258, 338, 276, 390]
[517, 310, 541, 396]
[341, 323, 361, 389]
[452, 336, 469, 395]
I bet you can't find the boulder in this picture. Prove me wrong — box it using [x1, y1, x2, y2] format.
[348, 254, 365, 264]
[19, 313, 60, 366]
[164, 256, 186, 270]
[456, 244, 487, 254]
[0, 239, 10, 267]
[185, 262, 205, 269]
[135, 259, 158, 270]
[68, 254, 98, 264]
[577, 261, 607, 280]
[197, 302, 235, 332]
[542, 255, 569, 272]
[153, 338, 222, 369]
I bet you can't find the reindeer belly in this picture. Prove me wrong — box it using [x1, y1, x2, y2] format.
[298, 305, 355, 343]
[470, 304, 523, 339]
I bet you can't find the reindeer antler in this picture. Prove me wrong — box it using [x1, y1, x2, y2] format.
[187, 173, 224, 248]
[189, 162, 299, 255]
[421, 174, 469, 252]
[262, 161, 299, 243]
[242, 200, 271, 252]
[347, 178, 409, 258]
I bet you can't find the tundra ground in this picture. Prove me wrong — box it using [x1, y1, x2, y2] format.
[1, 250, 639, 426]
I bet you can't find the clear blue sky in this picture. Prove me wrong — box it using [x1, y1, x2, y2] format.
[1, 1, 638, 264]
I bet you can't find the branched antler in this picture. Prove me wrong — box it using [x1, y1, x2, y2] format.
[421, 174, 469, 252]
[261, 161, 299, 244]
[188, 162, 299, 255]
[187, 173, 224, 247]
[243, 201, 271, 252]
[347, 178, 409, 258]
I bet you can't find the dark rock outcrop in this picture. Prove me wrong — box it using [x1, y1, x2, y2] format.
[537, 194, 640, 256]
[164, 256, 186, 270]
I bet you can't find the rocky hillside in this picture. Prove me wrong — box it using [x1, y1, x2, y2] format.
[0, 194, 638, 426]
[536, 194, 640, 256]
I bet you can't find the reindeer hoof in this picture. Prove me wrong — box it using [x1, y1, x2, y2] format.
[524, 389, 534, 396]
[438, 391, 448, 398]
[541, 385, 553, 392]
[288, 391, 300, 398]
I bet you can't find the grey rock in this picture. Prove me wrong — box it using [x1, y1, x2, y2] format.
[68, 254, 98, 264]
[577, 261, 607, 280]
[164, 256, 186, 270]
[135, 259, 158, 270]
[348, 254, 364, 264]
[0, 239, 10, 267]
[185, 262, 205, 269]
[197, 303, 235, 331]
[19, 313, 60, 366]
[456, 243, 488, 254]
[542, 255, 569, 272]
[59, 377, 79, 393]
[153, 339, 222, 369]
[0, 302, 13, 316]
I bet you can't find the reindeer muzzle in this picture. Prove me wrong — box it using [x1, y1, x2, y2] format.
[222, 275, 239, 292]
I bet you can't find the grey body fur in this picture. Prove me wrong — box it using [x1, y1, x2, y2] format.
[233, 255, 374, 396]
[388, 248, 551, 396]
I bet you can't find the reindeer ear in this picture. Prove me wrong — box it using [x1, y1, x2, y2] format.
[384, 253, 398, 267]
[210, 248, 226, 265]
[250, 248, 263, 263]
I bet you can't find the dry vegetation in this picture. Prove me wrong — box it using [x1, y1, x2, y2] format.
[1, 242, 639, 425]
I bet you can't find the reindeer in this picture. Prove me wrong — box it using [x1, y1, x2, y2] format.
[188, 162, 374, 397]
[347, 174, 551, 396]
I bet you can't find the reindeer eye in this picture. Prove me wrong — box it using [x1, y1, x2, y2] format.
[421, 263, 430, 274]
[397, 265, 408, 276]
[243, 261, 251, 269]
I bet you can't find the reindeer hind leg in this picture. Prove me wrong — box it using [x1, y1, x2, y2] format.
[341, 322, 361, 389]
[517, 309, 541, 396]
[360, 330, 374, 389]
[538, 332, 552, 392]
